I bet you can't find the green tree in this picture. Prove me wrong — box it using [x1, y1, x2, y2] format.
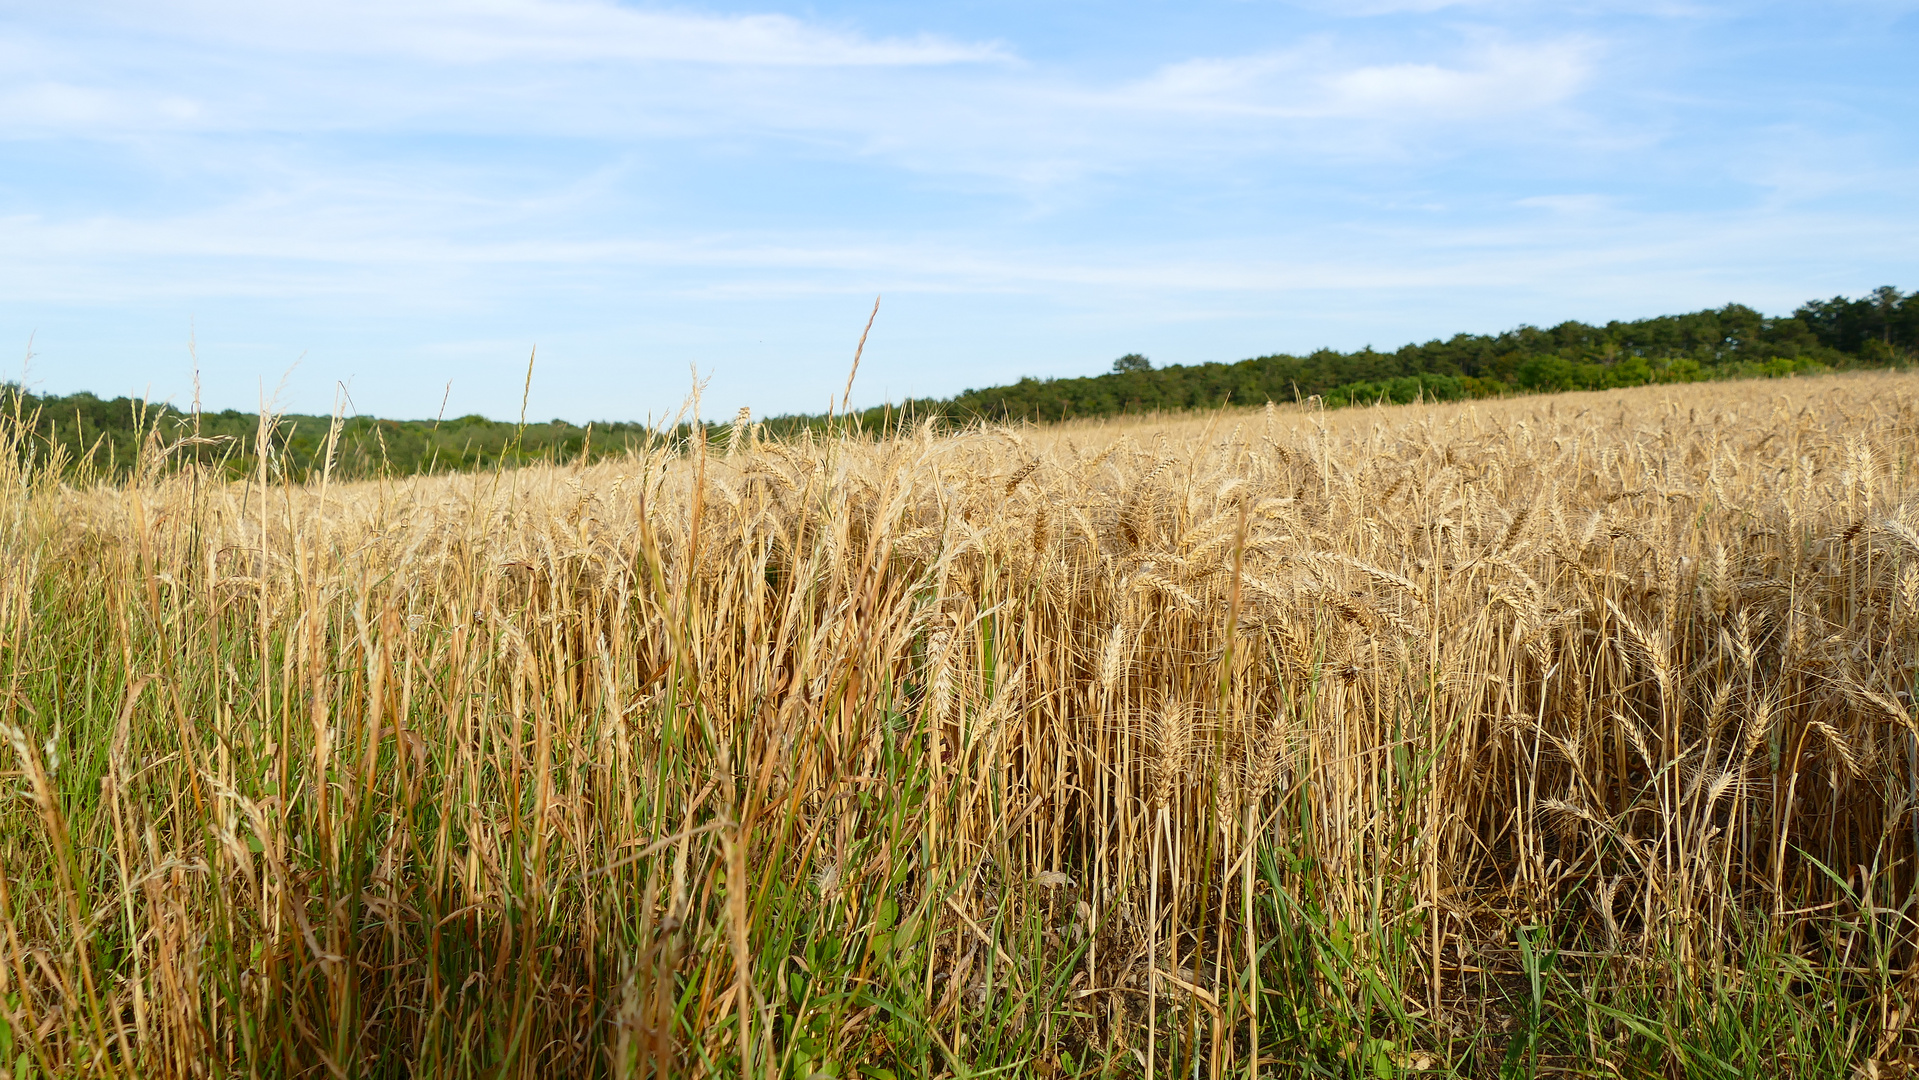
[1872, 286, 1904, 346]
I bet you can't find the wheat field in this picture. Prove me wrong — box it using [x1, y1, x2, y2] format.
[2, 372, 1918, 1078]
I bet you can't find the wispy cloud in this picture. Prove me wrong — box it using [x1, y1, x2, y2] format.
[7, 184, 1915, 303]
[1515, 193, 1615, 214]
[0, 81, 203, 130]
[76, 0, 1012, 66]
[4, 1, 1605, 178]
[1119, 37, 1592, 120]
[1322, 40, 1591, 116]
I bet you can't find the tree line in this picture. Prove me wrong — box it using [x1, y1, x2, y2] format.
[0, 395, 660, 482]
[5, 285, 1914, 479]
[799, 285, 1917, 430]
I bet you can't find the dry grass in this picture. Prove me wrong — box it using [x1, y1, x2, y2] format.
[3, 371, 1919, 1077]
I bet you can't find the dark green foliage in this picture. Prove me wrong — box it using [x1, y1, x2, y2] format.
[1795, 285, 1919, 359]
[803, 290, 1911, 433]
[901, 299, 1892, 425]
[0, 390, 662, 481]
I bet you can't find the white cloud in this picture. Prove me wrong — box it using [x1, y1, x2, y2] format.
[1113, 38, 1593, 122]
[1322, 40, 1591, 116]
[1515, 193, 1616, 214]
[87, 0, 1010, 67]
[0, 0, 1615, 190]
[0, 81, 202, 131]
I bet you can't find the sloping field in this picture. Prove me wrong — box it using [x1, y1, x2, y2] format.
[3, 372, 1918, 1077]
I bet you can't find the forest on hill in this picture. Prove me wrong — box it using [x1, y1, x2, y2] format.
[5, 285, 1914, 479]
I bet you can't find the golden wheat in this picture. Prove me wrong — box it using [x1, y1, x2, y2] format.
[2, 371, 1918, 1076]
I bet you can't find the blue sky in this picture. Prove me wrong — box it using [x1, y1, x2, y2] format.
[4, 0, 1916, 422]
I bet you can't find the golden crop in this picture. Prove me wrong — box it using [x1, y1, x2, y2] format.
[2, 371, 1916, 1077]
